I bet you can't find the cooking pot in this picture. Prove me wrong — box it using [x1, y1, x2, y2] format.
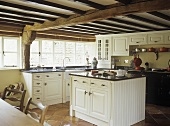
[167, 59, 170, 72]
[159, 47, 168, 52]
[148, 47, 155, 52]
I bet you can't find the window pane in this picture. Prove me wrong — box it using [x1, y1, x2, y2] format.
[41, 54, 53, 66]
[54, 41, 65, 54]
[4, 53, 17, 66]
[31, 41, 39, 53]
[76, 43, 84, 54]
[76, 54, 84, 65]
[4, 38, 17, 52]
[30, 53, 39, 66]
[65, 54, 74, 65]
[54, 54, 64, 66]
[42, 40, 53, 53]
[66, 42, 75, 54]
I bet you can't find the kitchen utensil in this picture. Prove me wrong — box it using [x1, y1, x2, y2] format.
[167, 59, 170, 72]
[159, 47, 168, 52]
[134, 55, 142, 67]
[148, 47, 155, 52]
[141, 48, 147, 52]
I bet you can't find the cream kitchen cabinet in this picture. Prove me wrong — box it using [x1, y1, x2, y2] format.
[112, 36, 129, 56]
[165, 32, 170, 44]
[72, 76, 111, 122]
[148, 33, 164, 44]
[128, 34, 147, 45]
[96, 37, 111, 66]
[22, 72, 63, 105]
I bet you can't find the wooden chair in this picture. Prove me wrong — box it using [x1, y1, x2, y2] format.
[24, 98, 49, 125]
[1, 86, 26, 112]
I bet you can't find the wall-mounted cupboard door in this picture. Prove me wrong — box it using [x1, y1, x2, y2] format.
[128, 34, 147, 45]
[148, 33, 164, 44]
[165, 32, 170, 44]
[112, 37, 129, 56]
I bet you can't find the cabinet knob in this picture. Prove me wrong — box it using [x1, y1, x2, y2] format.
[36, 90, 40, 92]
[68, 83, 70, 86]
[101, 84, 105, 86]
[36, 98, 40, 100]
[84, 91, 88, 95]
[89, 92, 92, 96]
[44, 83, 47, 86]
[58, 74, 61, 76]
[136, 42, 139, 43]
[36, 76, 40, 78]
[36, 83, 40, 85]
[74, 80, 77, 81]
[91, 83, 94, 84]
[46, 75, 49, 77]
[82, 81, 86, 83]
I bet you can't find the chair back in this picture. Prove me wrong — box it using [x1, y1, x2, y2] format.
[24, 98, 49, 125]
[2, 87, 26, 111]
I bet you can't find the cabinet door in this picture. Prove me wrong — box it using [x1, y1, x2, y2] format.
[96, 38, 103, 61]
[165, 32, 170, 44]
[129, 34, 147, 45]
[72, 84, 89, 114]
[89, 88, 108, 121]
[44, 79, 62, 101]
[148, 33, 164, 44]
[112, 37, 129, 56]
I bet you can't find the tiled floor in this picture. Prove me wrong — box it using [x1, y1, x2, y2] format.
[32, 102, 170, 126]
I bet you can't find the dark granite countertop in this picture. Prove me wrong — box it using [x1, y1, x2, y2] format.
[69, 72, 145, 81]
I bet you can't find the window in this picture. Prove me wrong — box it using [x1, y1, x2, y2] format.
[1, 37, 20, 67]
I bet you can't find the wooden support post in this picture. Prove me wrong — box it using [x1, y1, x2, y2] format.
[22, 30, 36, 70]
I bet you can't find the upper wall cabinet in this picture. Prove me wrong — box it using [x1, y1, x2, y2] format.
[96, 37, 111, 64]
[128, 34, 147, 45]
[148, 33, 164, 44]
[165, 32, 170, 44]
[112, 37, 129, 56]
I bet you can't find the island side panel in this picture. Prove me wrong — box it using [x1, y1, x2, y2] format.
[111, 77, 146, 126]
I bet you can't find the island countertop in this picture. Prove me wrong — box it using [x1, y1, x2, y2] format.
[69, 72, 145, 81]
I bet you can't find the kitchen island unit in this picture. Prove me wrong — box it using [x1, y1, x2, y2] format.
[69, 72, 146, 126]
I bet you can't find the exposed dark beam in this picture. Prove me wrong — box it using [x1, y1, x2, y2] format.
[0, 18, 33, 25]
[0, 13, 44, 24]
[0, 1, 69, 18]
[25, 0, 85, 14]
[107, 18, 158, 30]
[73, 0, 106, 9]
[0, 31, 22, 37]
[0, 22, 25, 27]
[58, 28, 96, 35]
[79, 23, 130, 33]
[116, 0, 132, 5]
[0, 8, 56, 21]
[147, 11, 170, 21]
[93, 20, 141, 31]
[127, 14, 170, 28]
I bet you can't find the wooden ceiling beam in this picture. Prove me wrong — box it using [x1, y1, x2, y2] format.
[116, 0, 132, 5]
[25, 0, 85, 14]
[36, 34, 95, 42]
[72, 0, 106, 9]
[0, 1, 69, 18]
[0, 19, 33, 25]
[147, 11, 170, 21]
[24, 0, 170, 31]
[0, 8, 56, 21]
[127, 14, 170, 27]
[0, 22, 24, 28]
[0, 13, 44, 24]
[0, 31, 21, 37]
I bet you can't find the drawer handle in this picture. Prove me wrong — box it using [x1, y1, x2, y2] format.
[68, 83, 70, 86]
[36, 83, 40, 85]
[44, 83, 47, 86]
[36, 76, 40, 78]
[101, 84, 105, 86]
[58, 74, 61, 76]
[82, 81, 86, 83]
[36, 98, 40, 99]
[136, 42, 139, 43]
[85, 91, 88, 95]
[91, 83, 94, 84]
[154, 41, 158, 43]
[46, 75, 49, 77]
[89, 92, 92, 95]
[74, 80, 77, 81]
[36, 90, 40, 92]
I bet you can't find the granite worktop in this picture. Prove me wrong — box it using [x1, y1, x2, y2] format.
[69, 72, 145, 81]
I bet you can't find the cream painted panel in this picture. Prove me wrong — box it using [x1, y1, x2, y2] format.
[148, 33, 164, 44]
[0, 69, 21, 92]
[165, 32, 170, 44]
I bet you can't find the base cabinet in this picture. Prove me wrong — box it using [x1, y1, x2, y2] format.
[22, 72, 63, 105]
[72, 77, 111, 122]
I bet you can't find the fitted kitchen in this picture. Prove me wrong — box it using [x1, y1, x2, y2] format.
[0, 0, 170, 126]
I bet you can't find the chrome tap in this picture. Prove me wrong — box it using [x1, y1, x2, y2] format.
[62, 57, 70, 69]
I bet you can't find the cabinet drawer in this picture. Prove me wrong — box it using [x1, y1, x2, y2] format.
[33, 80, 42, 87]
[33, 95, 42, 102]
[44, 73, 62, 79]
[72, 77, 90, 86]
[129, 34, 147, 45]
[90, 79, 110, 89]
[148, 33, 164, 44]
[33, 74, 42, 80]
[33, 87, 42, 94]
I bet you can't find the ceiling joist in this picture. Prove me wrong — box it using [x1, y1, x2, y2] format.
[24, 0, 170, 31]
